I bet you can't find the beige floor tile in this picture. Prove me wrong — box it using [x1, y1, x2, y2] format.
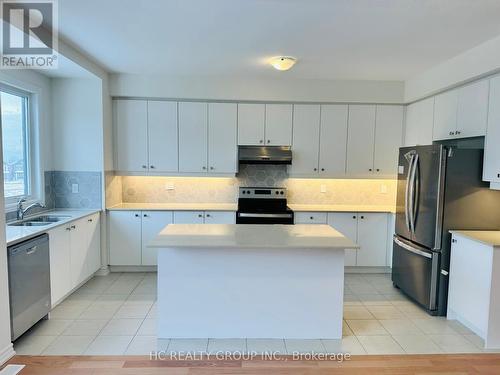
[146, 303, 157, 319]
[346, 320, 388, 336]
[168, 338, 208, 354]
[14, 334, 57, 355]
[62, 319, 108, 336]
[247, 339, 286, 354]
[126, 294, 156, 303]
[322, 337, 366, 354]
[208, 338, 247, 354]
[30, 319, 73, 336]
[357, 335, 404, 354]
[412, 318, 462, 335]
[349, 283, 380, 294]
[357, 294, 392, 306]
[78, 304, 121, 320]
[343, 295, 362, 305]
[49, 302, 91, 320]
[343, 306, 374, 320]
[284, 339, 325, 354]
[463, 334, 485, 349]
[367, 306, 405, 320]
[137, 319, 157, 336]
[429, 334, 482, 353]
[100, 319, 143, 336]
[392, 334, 442, 354]
[379, 319, 422, 335]
[446, 320, 475, 335]
[125, 335, 157, 355]
[85, 335, 134, 355]
[114, 303, 153, 319]
[42, 336, 94, 355]
[342, 321, 354, 337]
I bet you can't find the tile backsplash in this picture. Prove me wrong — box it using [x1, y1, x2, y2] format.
[46, 171, 102, 209]
[112, 165, 397, 207]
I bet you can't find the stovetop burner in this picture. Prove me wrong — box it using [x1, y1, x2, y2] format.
[236, 187, 294, 224]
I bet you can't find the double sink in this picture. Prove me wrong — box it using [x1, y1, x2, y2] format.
[9, 215, 71, 227]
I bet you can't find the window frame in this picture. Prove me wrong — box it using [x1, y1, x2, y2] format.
[0, 82, 36, 209]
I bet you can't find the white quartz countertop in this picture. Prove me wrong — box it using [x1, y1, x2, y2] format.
[6, 209, 101, 246]
[288, 204, 396, 213]
[450, 230, 500, 247]
[107, 203, 238, 211]
[149, 224, 359, 249]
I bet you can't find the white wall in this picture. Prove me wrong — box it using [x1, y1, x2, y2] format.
[405, 34, 500, 102]
[51, 77, 103, 171]
[110, 74, 405, 104]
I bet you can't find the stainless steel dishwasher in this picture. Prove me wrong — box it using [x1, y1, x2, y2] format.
[8, 234, 51, 340]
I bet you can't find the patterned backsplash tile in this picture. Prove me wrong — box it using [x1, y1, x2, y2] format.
[48, 171, 102, 209]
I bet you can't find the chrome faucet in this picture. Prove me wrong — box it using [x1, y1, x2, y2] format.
[17, 198, 45, 221]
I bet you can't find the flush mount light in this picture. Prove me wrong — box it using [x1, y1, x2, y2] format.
[269, 56, 297, 71]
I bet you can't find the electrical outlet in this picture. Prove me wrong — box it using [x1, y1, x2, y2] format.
[320, 184, 327, 193]
[71, 184, 79, 194]
[165, 183, 175, 191]
[380, 184, 388, 194]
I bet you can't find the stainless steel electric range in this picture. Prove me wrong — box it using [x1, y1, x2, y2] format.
[236, 187, 294, 224]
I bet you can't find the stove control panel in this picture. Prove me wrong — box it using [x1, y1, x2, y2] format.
[239, 187, 287, 199]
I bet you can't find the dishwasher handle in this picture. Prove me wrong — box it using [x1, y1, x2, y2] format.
[26, 245, 38, 255]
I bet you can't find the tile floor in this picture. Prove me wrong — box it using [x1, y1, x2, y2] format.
[13, 272, 495, 355]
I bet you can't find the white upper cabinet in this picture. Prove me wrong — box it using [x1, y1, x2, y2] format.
[374, 105, 404, 175]
[115, 100, 148, 172]
[433, 89, 459, 140]
[290, 105, 321, 175]
[483, 76, 500, 183]
[346, 105, 376, 175]
[265, 104, 293, 145]
[178, 102, 208, 173]
[457, 80, 489, 138]
[147, 101, 178, 173]
[404, 97, 434, 146]
[319, 105, 348, 176]
[238, 104, 265, 145]
[208, 103, 238, 174]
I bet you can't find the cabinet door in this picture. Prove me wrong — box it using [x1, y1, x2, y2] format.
[327, 213, 358, 267]
[115, 100, 148, 172]
[484, 76, 500, 183]
[290, 105, 320, 175]
[404, 97, 434, 146]
[148, 101, 178, 172]
[178, 102, 208, 173]
[173, 211, 205, 224]
[48, 225, 71, 307]
[142, 211, 173, 266]
[433, 89, 458, 140]
[346, 105, 376, 175]
[295, 212, 328, 224]
[265, 104, 293, 145]
[457, 80, 489, 138]
[238, 103, 265, 145]
[319, 105, 348, 176]
[374, 105, 404, 175]
[356, 213, 388, 267]
[204, 211, 235, 224]
[109, 211, 142, 265]
[70, 217, 90, 287]
[86, 213, 101, 276]
[208, 103, 237, 173]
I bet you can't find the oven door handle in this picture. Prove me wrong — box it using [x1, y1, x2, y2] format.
[237, 213, 293, 219]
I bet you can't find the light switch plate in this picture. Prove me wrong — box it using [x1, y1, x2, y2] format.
[165, 183, 175, 190]
[320, 184, 327, 193]
[71, 183, 79, 194]
[380, 184, 388, 194]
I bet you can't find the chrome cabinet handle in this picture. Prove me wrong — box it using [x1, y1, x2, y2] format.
[150, 165, 155, 169]
[88, 218, 93, 222]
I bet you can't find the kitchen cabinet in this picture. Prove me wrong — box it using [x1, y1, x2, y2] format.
[319, 105, 348, 176]
[238, 104, 265, 145]
[290, 105, 321, 175]
[115, 100, 148, 172]
[237, 103, 292, 146]
[208, 103, 238, 173]
[327, 212, 388, 267]
[433, 80, 489, 141]
[204, 211, 236, 224]
[141, 211, 173, 266]
[173, 210, 235, 224]
[86, 213, 101, 275]
[483, 75, 500, 184]
[294, 212, 328, 224]
[148, 101, 178, 172]
[178, 102, 208, 173]
[70, 216, 90, 287]
[48, 224, 71, 307]
[265, 104, 293, 145]
[109, 211, 142, 265]
[346, 105, 376, 175]
[404, 97, 434, 146]
[173, 211, 205, 224]
[374, 105, 404, 175]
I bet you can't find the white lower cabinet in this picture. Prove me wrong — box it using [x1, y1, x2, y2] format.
[173, 211, 205, 224]
[327, 212, 388, 267]
[173, 210, 235, 224]
[109, 211, 142, 265]
[204, 211, 236, 224]
[294, 212, 328, 224]
[142, 211, 174, 266]
[48, 212, 101, 307]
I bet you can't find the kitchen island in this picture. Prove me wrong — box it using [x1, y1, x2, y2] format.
[149, 224, 358, 339]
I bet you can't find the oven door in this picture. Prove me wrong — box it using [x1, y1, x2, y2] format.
[236, 212, 294, 224]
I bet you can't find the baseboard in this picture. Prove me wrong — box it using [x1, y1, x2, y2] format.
[95, 266, 110, 276]
[345, 266, 391, 274]
[0, 343, 15, 366]
[109, 265, 157, 273]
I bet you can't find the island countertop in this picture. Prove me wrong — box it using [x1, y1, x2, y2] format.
[149, 224, 359, 249]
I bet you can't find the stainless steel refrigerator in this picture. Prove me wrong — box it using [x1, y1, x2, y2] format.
[392, 144, 500, 316]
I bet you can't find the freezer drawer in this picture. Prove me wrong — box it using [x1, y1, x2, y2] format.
[392, 236, 440, 311]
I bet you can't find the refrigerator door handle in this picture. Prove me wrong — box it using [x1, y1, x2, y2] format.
[404, 154, 415, 232]
[394, 236, 432, 259]
[409, 153, 419, 233]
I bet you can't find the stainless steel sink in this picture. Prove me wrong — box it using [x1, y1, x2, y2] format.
[9, 221, 52, 227]
[29, 215, 71, 223]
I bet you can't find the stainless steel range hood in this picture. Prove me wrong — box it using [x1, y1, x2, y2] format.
[238, 146, 292, 165]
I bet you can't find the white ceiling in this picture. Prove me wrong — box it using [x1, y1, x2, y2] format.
[58, 0, 500, 81]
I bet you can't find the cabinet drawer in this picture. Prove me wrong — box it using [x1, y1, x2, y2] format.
[295, 212, 327, 224]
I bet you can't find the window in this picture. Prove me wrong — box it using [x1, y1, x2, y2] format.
[0, 84, 31, 202]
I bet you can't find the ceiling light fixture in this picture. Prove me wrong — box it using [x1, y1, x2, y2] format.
[269, 56, 297, 71]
